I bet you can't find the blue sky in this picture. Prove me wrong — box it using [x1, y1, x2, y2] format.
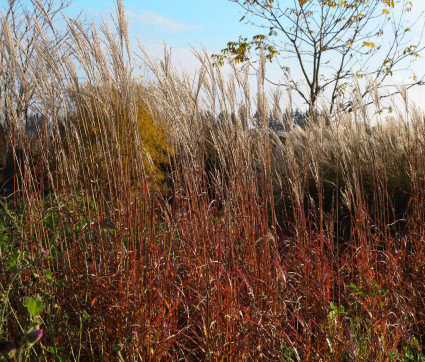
[62, 0, 425, 110]
[67, 0, 257, 53]
[7, 0, 425, 109]
[65, 1, 425, 58]
[7, 1, 425, 75]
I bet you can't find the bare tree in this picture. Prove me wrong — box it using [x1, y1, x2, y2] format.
[214, 0, 425, 114]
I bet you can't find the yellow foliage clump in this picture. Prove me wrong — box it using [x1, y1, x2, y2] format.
[69, 83, 171, 194]
[135, 97, 172, 188]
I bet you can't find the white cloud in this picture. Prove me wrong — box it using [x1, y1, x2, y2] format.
[127, 10, 201, 33]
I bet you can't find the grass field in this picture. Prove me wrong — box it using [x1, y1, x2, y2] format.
[1, 1, 425, 360]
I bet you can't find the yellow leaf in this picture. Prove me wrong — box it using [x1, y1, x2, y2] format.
[383, 0, 394, 7]
[363, 41, 375, 49]
[382, 8, 389, 14]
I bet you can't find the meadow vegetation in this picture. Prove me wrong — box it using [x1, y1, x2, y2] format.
[1, 1, 425, 360]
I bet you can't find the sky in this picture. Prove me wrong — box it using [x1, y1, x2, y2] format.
[9, 0, 425, 110]
[67, 0, 258, 57]
[64, 0, 425, 110]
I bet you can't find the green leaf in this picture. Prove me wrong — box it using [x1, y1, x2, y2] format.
[25, 294, 43, 317]
[46, 270, 54, 281]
